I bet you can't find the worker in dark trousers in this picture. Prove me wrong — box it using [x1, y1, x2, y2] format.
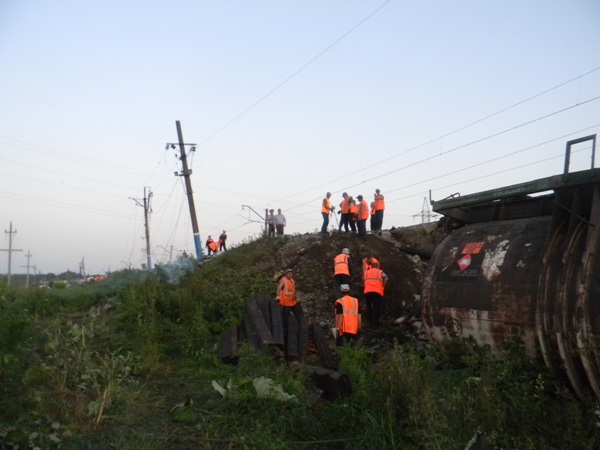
[205, 236, 214, 256]
[277, 268, 304, 334]
[321, 192, 334, 234]
[338, 192, 350, 232]
[363, 261, 388, 326]
[333, 248, 352, 294]
[219, 230, 227, 251]
[334, 284, 361, 346]
[267, 209, 276, 237]
[373, 189, 385, 232]
[356, 195, 369, 241]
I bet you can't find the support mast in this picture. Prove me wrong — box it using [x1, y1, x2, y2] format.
[175, 121, 204, 260]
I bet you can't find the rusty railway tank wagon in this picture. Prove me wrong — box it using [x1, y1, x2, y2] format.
[422, 135, 600, 398]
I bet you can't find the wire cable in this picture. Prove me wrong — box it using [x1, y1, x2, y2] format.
[271, 66, 600, 205]
[196, 0, 392, 148]
[282, 95, 600, 213]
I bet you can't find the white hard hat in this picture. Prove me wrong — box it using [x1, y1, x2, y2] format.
[342, 248, 350, 255]
[340, 284, 350, 292]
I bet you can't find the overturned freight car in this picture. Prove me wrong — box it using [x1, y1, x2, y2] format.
[422, 136, 600, 398]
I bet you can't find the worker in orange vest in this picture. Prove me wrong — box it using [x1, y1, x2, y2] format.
[277, 268, 304, 333]
[338, 192, 351, 233]
[334, 284, 361, 346]
[208, 239, 220, 255]
[356, 195, 369, 241]
[205, 235, 215, 256]
[321, 192, 334, 235]
[373, 188, 385, 232]
[363, 261, 388, 326]
[333, 248, 352, 294]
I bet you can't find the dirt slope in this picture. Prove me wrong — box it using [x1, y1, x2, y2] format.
[269, 223, 448, 348]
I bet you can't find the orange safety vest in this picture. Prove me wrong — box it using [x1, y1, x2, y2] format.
[358, 200, 370, 220]
[209, 240, 220, 252]
[278, 277, 297, 307]
[333, 253, 350, 276]
[363, 268, 385, 295]
[375, 194, 385, 211]
[340, 198, 350, 214]
[350, 203, 359, 216]
[370, 201, 376, 216]
[335, 295, 360, 335]
[321, 198, 331, 214]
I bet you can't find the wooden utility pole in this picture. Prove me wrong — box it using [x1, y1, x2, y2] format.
[2, 222, 22, 287]
[173, 120, 204, 260]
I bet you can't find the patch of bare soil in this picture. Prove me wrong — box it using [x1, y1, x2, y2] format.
[273, 223, 448, 351]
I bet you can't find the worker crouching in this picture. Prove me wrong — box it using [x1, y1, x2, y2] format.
[334, 284, 361, 347]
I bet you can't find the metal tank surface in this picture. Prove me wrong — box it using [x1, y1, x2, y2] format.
[423, 136, 600, 397]
[422, 217, 552, 353]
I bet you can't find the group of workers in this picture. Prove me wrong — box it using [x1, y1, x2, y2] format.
[277, 246, 388, 347]
[321, 189, 385, 241]
[205, 230, 228, 256]
[332, 247, 388, 344]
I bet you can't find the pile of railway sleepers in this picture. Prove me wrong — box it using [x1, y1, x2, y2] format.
[219, 296, 351, 399]
[219, 295, 338, 370]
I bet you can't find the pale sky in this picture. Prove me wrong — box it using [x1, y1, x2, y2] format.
[1, 0, 599, 275]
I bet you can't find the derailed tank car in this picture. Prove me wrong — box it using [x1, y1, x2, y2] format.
[422, 136, 600, 397]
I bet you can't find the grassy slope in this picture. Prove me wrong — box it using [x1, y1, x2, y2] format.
[1, 232, 599, 449]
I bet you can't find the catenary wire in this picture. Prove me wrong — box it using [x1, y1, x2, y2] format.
[195, 0, 392, 148]
[281, 95, 600, 213]
[270, 66, 600, 205]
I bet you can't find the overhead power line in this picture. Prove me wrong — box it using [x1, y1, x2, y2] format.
[196, 0, 392, 147]
[272, 66, 600, 206]
[281, 95, 600, 214]
[385, 124, 600, 198]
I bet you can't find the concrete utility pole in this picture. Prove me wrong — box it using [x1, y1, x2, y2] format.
[131, 187, 153, 271]
[2, 222, 22, 287]
[79, 257, 86, 277]
[168, 121, 204, 260]
[21, 250, 33, 288]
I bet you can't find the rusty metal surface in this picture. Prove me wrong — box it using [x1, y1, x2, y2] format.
[422, 217, 552, 354]
[432, 167, 600, 215]
[424, 178, 600, 398]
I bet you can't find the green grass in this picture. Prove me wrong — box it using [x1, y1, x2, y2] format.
[1, 237, 599, 449]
